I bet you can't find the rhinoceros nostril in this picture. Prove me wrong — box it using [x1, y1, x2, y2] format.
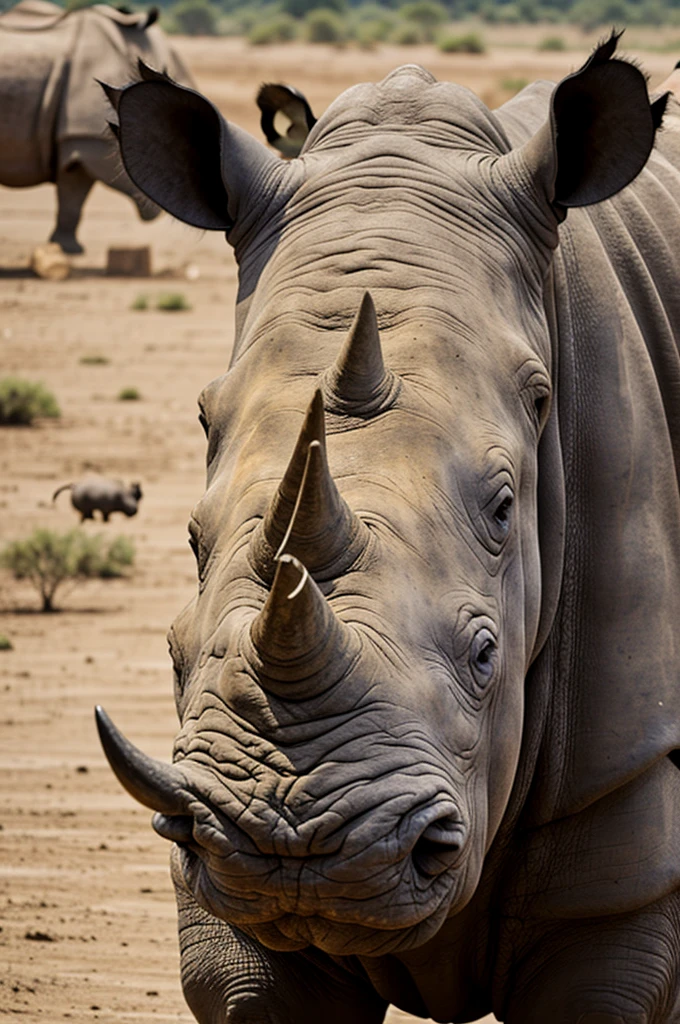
[411, 816, 467, 879]
[152, 812, 194, 844]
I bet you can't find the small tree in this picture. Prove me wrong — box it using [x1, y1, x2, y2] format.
[1, 529, 135, 612]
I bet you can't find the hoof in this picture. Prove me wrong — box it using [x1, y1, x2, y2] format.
[137, 202, 160, 223]
[49, 233, 84, 255]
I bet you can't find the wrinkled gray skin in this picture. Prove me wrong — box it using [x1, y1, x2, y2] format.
[53, 475, 142, 521]
[96, 39, 680, 1024]
[0, 0, 192, 253]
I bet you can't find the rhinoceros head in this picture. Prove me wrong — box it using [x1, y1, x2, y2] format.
[97, 41, 664, 956]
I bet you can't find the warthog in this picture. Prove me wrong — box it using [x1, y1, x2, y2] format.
[53, 475, 142, 521]
[97, 38, 680, 1024]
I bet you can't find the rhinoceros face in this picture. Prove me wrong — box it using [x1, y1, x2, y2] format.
[97, 49, 660, 955]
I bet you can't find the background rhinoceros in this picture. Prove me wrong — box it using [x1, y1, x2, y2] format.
[97, 38, 680, 1024]
[0, 0, 193, 253]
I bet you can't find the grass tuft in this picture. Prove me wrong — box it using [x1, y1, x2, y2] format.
[156, 293, 192, 312]
[79, 355, 109, 366]
[118, 387, 141, 401]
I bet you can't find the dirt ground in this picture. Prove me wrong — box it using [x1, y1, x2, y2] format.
[0, 32, 674, 1023]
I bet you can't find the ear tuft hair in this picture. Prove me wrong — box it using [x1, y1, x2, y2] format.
[137, 59, 172, 84]
[589, 28, 624, 66]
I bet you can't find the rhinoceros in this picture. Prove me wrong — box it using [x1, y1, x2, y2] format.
[0, 0, 192, 253]
[95, 36, 680, 1024]
[53, 475, 142, 521]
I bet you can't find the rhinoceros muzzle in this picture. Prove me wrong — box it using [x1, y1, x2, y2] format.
[96, 703, 471, 948]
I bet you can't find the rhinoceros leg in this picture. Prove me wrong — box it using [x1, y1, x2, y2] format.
[171, 852, 387, 1024]
[504, 895, 680, 1024]
[70, 136, 160, 224]
[49, 160, 94, 255]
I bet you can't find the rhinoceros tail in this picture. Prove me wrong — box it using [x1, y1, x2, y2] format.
[52, 482, 73, 503]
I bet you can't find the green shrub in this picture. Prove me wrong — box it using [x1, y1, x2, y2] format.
[131, 294, 149, 311]
[349, 3, 394, 43]
[79, 355, 109, 365]
[282, 0, 345, 17]
[438, 31, 485, 53]
[0, 634, 12, 651]
[97, 536, 136, 578]
[156, 292, 191, 311]
[168, 0, 220, 35]
[480, 1, 520, 22]
[118, 387, 141, 401]
[0, 529, 135, 612]
[398, 0, 447, 40]
[517, 0, 540, 21]
[499, 76, 529, 93]
[569, 0, 629, 29]
[538, 34, 566, 49]
[391, 20, 424, 43]
[249, 12, 298, 42]
[304, 7, 346, 41]
[0, 378, 60, 427]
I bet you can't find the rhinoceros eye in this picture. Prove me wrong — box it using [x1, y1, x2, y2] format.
[485, 484, 514, 547]
[470, 628, 497, 688]
[493, 487, 513, 528]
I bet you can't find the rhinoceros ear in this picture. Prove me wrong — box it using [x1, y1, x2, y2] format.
[257, 83, 316, 158]
[517, 32, 660, 209]
[114, 70, 283, 231]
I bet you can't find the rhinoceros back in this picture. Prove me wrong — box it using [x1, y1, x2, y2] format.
[61, 9, 194, 142]
[0, 7, 74, 184]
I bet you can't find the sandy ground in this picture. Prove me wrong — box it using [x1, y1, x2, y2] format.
[0, 31, 675, 1023]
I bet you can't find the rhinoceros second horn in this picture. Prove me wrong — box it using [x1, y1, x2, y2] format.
[251, 389, 325, 573]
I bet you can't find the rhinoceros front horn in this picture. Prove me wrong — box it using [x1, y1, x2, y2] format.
[95, 705, 187, 814]
[324, 291, 398, 414]
[247, 554, 359, 696]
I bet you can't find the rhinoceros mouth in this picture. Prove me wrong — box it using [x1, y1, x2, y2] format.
[174, 832, 468, 956]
